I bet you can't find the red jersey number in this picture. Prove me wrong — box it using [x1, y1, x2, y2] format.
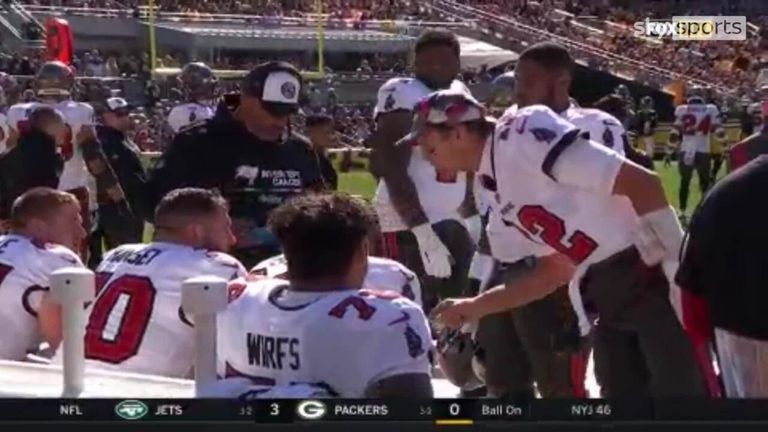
[84, 274, 156, 364]
[517, 205, 598, 264]
[681, 114, 711, 136]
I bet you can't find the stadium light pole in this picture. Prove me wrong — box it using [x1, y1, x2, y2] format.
[148, 0, 157, 79]
[315, 0, 324, 77]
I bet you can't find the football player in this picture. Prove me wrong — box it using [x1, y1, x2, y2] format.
[252, 254, 422, 306]
[6, 61, 134, 254]
[417, 90, 707, 397]
[167, 62, 218, 134]
[368, 29, 476, 313]
[218, 193, 433, 398]
[61, 188, 246, 378]
[468, 42, 630, 398]
[670, 89, 722, 219]
[0, 188, 86, 360]
[514, 43, 627, 157]
[635, 96, 658, 159]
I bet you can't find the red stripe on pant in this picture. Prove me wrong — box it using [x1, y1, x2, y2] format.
[570, 351, 588, 398]
[381, 232, 399, 260]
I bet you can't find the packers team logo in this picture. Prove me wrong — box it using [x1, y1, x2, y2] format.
[296, 400, 327, 420]
[114, 400, 149, 420]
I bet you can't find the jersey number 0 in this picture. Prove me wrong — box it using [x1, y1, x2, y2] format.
[85, 274, 156, 364]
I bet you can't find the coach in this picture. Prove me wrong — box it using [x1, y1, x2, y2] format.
[148, 61, 325, 267]
[91, 97, 148, 260]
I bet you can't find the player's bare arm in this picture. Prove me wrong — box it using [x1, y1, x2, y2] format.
[431, 253, 574, 328]
[37, 293, 63, 350]
[612, 161, 667, 216]
[370, 111, 429, 227]
[364, 373, 434, 398]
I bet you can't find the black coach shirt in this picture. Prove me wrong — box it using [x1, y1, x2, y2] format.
[149, 98, 325, 267]
[676, 155, 768, 340]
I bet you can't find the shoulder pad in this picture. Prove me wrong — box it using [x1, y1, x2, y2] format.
[177, 120, 211, 136]
[380, 77, 413, 92]
[204, 251, 245, 271]
[40, 243, 83, 266]
[251, 254, 288, 279]
[508, 104, 577, 143]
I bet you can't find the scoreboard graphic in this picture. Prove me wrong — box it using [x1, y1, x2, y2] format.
[5, 398, 768, 431]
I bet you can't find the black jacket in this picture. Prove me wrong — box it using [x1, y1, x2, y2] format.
[0, 129, 62, 218]
[96, 124, 149, 222]
[148, 96, 326, 267]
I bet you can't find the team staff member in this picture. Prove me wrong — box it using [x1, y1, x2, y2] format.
[368, 29, 475, 313]
[305, 114, 338, 190]
[419, 90, 705, 397]
[677, 156, 768, 397]
[0, 107, 66, 220]
[149, 61, 325, 267]
[90, 97, 148, 265]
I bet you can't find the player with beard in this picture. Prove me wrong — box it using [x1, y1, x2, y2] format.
[58, 188, 246, 378]
[6, 61, 134, 255]
[417, 90, 706, 397]
[0, 188, 85, 360]
[167, 62, 218, 134]
[368, 29, 476, 313]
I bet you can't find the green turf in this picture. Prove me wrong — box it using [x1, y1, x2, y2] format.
[338, 160, 723, 214]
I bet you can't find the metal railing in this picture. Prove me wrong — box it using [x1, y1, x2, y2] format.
[431, 0, 729, 92]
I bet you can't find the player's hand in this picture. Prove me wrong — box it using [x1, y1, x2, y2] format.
[430, 297, 478, 329]
[0, 219, 9, 233]
[411, 223, 453, 278]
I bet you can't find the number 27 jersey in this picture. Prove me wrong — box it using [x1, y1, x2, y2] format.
[480, 105, 638, 269]
[74, 242, 246, 378]
[218, 279, 432, 397]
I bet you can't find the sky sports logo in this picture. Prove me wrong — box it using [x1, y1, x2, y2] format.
[633, 16, 746, 40]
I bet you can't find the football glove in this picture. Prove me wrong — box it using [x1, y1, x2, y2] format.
[411, 223, 453, 278]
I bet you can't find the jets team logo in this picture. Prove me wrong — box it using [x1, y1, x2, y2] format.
[114, 400, 149, 420]
[296, 400, 327, 420]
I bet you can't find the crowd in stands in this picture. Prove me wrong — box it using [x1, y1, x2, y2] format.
[23, 0, 430, 20]
[462, 0, 766, 96]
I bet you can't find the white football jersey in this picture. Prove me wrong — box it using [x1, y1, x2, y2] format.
[373, 78, 469, 231]
[251, 255, 422, 306]
[167, 102, 215, 133]
[0, 234, 83, 360]
[200, 377, 334, 399]
[61, 242, 246, 378]
[562, 105, 626, 157]
[673, 103, 721, 154]
[7, 100, 95, 191]
[218, 278, 432, 397]
[479, 105, 637, 271]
